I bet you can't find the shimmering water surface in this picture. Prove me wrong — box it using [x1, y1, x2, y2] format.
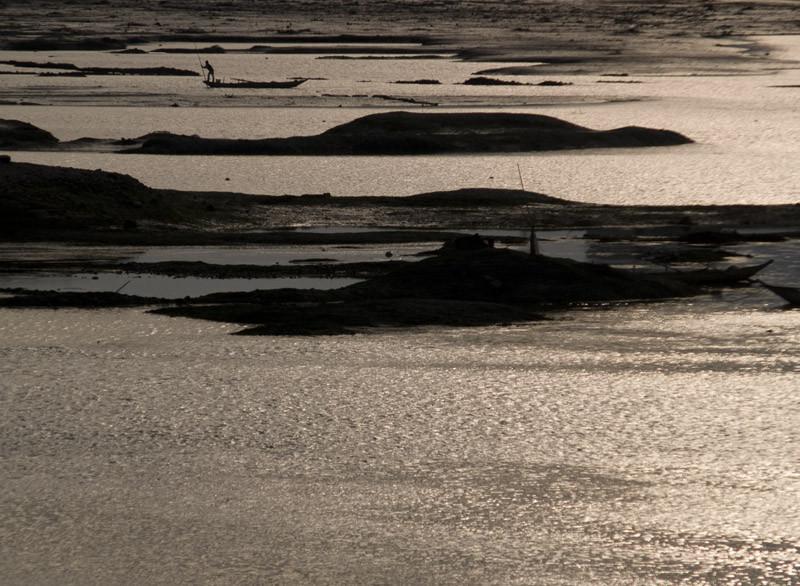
[2, 35, 800, 586]
[2, 301, 800, 585]
[2, 36, 800, 205]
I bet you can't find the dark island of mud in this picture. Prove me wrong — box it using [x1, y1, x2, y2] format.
[1, 112, 692, 156]
[3, 159, 798, 334]
[130, 111, 691, 156]
[2, 244, 698, 336]
[153, 247, 698, 335]
[3, 160, 800, 243]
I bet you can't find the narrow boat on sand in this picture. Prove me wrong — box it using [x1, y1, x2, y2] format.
[756, 280, 800, 305]
[658, 259, 773, 286]
[203, 78, 307, 89]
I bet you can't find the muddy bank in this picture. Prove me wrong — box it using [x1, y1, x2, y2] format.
[149, 247, 700, 335]
[0, 60, 198, 77]
[113, 259, 409, 280]
[1, 112, 692, 156]
[1, 246, 699, 335]
[125, 111, 692, 155]
[3, 161, 800, 243]
[0, 120, 58, 147]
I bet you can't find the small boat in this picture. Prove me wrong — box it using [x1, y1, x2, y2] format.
[203, 78, 307, 89]
[756, 280, 800, 305]
[657, 259, 774, 286]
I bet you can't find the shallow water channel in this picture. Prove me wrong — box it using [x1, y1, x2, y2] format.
[2, 236, 800, 585]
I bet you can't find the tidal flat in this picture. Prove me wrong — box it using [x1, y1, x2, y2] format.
[2, 1, 800, 585]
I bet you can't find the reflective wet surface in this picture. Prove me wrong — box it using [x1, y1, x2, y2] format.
[3, 33, 800, 586]
[3, 234, 800, 298]
[2, 36, 800, 206]
[2, 299, 799, 585]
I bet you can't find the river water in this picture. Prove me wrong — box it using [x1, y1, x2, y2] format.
[2, 36, 800, 586]
[2, 36, 800, 205]
[2, 298, 800, 585]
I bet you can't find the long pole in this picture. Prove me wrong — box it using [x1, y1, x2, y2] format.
[518, 165, 540, 255]
[194, 43, 205, 80]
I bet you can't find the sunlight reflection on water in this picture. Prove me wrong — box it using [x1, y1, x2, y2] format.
[2, 37, 799, 205]
[3, 35, 800, 586]
[1, 303, 799, 584]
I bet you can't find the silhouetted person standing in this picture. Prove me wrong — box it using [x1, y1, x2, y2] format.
[202, 60, 215, 82]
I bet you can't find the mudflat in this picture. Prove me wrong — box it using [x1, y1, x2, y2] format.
[2, 0, 799, 333]
[1, 158, 796, 334]
[4, 160, 800, 241]
[3, 0, 797, 76]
